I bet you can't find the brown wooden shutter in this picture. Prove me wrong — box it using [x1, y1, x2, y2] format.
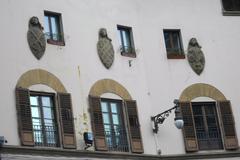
[88, 95, 108, 151]
[58, 93, 76, 149]
[218, 100, 239, 150]
[125, 100, 144, 153]
[15, 87, 34, 146]
[180, 101, 198, 152]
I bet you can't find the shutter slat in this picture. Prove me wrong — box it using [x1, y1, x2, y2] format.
[58, 93, 76, 149]
[89, 95, 107, 151]
[180, 101, 198, 152]
[15, 88, 34, 146]
[125, 100, 144, 153]
[218, 101, 239, 150]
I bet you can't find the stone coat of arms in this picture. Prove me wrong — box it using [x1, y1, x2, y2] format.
[97, 28, 114, 69]
[187, 38, 205, 75]
[27, 16, 46, 60]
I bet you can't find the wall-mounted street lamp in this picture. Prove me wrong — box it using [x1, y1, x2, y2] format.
[151, 99, 184, 133]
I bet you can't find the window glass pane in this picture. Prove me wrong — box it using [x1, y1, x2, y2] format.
[236, 0, 240, 10]
[50, 16, 59, 40]
[44, 119, 54, 126]
[31, 107, 40, 118]
[122, 30, 130, 47]
[172, 32, 181, 50]
[101, 102, 108, 112]
[44, 16, 50, 38]
[43, 107, 53, 119]
[103, 113, 110, 124]
[193, 106, 202, 115]
[104, 124, 111, 132]
[222, 0, 234, 11]
[33, 130, 43, 143]
[117, 30, 122, 45]
[30, 96, 38, 106]
[42, 96, 51, 107]
[164, 32, 171, 49]
[112, 114, 119, 125]
[32, 118, 41, 126]
[204, 106, 214, 115]
[111, 103, 117, 113]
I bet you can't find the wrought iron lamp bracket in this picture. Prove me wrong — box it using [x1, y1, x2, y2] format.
[151, 106, 177, 133]
[151, 99, 180, 133]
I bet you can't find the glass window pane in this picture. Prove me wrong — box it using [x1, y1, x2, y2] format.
[122, 30, 130, 47]
[111, 103, 117, 113]
[117, 30, 122, 45]
[43, 107, 53, 119]
[31, 107, 40, 118]
[44, 16, 50, 38]
[33, 130, 43, 143]
[172, 32, 181, 49]
[164, 32, 171, 49]
[50, 16, 59, 40]
[102, 113, 110, 124]
[44, 119, 54, 126]
[32, 118, 41, 126]
[101, 102, 108, 112]
[30, 96, 38, 106]
[42, 96, 51, 107]
[112, 114, 119, 125]
[104, 124, 111, 132]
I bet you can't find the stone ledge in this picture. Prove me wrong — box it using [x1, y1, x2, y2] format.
[1, 146, 240, 160]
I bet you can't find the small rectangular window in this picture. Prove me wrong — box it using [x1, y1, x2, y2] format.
[163, 29, 185, 59]
[117, 25, 136, 58]
[222, 0, 240, 15]
[44, 11, 65, 46]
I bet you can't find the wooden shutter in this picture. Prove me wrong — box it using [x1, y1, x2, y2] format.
[218, 101, 239, 150]
[15, 87, 34, 146]
[88, 95, 107, 151]
[180, 101, 198, 152]
[125, 100, 144, 153]
[58, 93, 76, 149]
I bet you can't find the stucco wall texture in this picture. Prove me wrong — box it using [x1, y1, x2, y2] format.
[0, 0, 240, 157]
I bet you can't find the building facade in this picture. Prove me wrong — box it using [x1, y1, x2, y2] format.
[0, 0, 240, 159]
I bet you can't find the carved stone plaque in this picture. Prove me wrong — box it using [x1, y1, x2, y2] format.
[97, 28, 114, 69]
[187, 38, 205, 75]
[27, 16, 46, 60]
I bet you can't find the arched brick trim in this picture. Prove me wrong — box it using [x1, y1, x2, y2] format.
[89, 79, 132, 100]
[179, 83, 226, 101]
[16, 69, 67, 93]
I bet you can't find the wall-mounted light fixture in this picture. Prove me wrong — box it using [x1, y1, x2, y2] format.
[151, 99, 184, 133]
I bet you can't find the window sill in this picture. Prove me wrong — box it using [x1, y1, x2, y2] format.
[167, 53, 185, 59]
[47, 39, 65, 46]
[222, 10, 240, 16]
[121, 52, 136, 58]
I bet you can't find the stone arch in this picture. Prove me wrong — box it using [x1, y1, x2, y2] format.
[16, 69, 67, 93]
[89, 79, 132, 100]
[179, 83, 226, 101]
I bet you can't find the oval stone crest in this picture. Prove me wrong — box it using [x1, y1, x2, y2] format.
[27, 16, 46, 60]
[187, 38, 205, 75]
[97, 28, 114, 69]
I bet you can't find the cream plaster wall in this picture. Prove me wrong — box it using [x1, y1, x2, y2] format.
[0, 0, 240, 156]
